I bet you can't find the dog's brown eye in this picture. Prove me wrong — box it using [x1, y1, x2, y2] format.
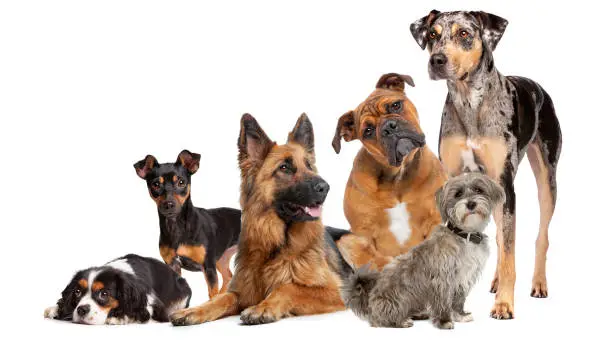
[152, 181, 161, 189]
[74, 289, 81, 297]
[474, 187, 483, 194]
[177, 178, 186, 188]
[429, 31, 438, 40]
[99, 291, 109, 300]
[455, 189, 464, 198]
[279, 164, 292, 174]
[389, 101, 402, 113]
[363, 127, 375, 138]
[459, 30, 469, 39]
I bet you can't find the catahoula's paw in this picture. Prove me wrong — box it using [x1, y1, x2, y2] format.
[531, 278, 548, 298]
[490, 301, 514, 320]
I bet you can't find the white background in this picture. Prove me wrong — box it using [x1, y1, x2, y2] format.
[1, 0, 609, 340]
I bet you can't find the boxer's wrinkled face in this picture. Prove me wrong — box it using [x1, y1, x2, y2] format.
[332, 73, 425, 167]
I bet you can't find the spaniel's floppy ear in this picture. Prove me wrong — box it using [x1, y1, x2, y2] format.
[410, 10, 441, 50]
[134, 155, 158, 179]
[115, 272, 150, 322]
[175, 149, 201, 175]
[288, 113, 315, 154]
[238, 113, 275, 166]
[469, 11, 508, 51]
[332, 111, 356, 154]
[376, 73, 415, 92]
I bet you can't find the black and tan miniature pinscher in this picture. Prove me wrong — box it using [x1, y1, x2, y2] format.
[134, 150, 241, 298]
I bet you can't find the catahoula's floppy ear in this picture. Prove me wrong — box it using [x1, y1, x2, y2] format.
[469, 11, 508, 51]
[410, 10, 441, 50]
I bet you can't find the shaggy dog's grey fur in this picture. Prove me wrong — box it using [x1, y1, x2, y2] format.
[342, 173, 504, 329]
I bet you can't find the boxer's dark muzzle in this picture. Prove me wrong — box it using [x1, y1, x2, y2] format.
[380, 118, 425, 167]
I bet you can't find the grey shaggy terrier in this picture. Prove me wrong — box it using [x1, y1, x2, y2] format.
[342, 172, 505, 329]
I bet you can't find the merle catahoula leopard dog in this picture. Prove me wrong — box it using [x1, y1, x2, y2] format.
[410, 10, 562, 319]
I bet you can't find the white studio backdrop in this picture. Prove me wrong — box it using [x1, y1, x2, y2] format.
[0, 0, 609, 341]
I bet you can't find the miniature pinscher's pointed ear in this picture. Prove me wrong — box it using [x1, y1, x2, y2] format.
[332, 111, 356, 154]
[134, 155, 158, 179]
[410, 9, 440, 50]
[376, 73, 415, 92]
[176, 150, 201, 175]
[238, 113, 275, 165]
[469, 11, 508, 51]
[288, 113, 315, 154]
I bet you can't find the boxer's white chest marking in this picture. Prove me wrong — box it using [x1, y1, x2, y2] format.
[386, 202, 411, 245]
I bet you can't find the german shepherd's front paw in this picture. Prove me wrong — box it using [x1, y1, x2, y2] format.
[170, 307, 212, 326]
[240, 304, 286, 325]
[490, 301, 514, 320]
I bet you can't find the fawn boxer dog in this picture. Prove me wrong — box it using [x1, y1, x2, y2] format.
[332, 73, 447, 258]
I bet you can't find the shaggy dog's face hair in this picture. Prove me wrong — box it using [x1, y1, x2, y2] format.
[238, 113, 329, 223]
[436, 172, 505, 232]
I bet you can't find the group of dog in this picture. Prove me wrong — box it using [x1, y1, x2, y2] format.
[43, 10, 562, 329]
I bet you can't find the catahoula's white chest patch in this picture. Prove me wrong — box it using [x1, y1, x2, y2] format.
[386, 202, 411, 245]
[461, 138, 481, 172]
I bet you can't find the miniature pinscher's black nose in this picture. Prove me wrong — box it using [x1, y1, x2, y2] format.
[467, 201, 477, 210]
[162, 201, 175, 210]
[430, 53, 447, 66]
[313, 179, 330, 195]
[382, 120, 399, 137]
[77, 305, 90, 317]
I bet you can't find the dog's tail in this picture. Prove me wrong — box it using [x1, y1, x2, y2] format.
[341, 265, 380, 321]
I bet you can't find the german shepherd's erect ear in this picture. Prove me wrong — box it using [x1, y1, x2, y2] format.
[238, 114, 275, 170]
[287, 113, 315, 155]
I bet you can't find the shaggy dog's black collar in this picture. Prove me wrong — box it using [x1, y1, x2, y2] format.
[445, 222, 484, 244]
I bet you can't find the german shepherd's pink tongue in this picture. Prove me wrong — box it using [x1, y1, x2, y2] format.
[303, 205, 322, 218]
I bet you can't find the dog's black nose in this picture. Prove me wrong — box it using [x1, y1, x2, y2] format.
[313, 179, 330, 195]
[382, 120, 398, 137]
[77, 305, 90, 317]
[163, 201, 175, 210]
[430, 53, 447, 66]
[467, 201, 477, 210]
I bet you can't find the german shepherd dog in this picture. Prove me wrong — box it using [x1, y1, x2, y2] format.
[170, 114, 387, 326]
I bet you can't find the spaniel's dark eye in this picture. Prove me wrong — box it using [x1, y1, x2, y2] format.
[459, 30, 469, 39]
[74, 289, 82, 297]
[389, 101, 402, 113]
[455, 189, 464, 198]
[152, 181, 161, 189]
[177, 178, 186, 188]
[473, 187, 483, 194]
[99, 291, 109, 300]
[363, 127, 375, 138]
